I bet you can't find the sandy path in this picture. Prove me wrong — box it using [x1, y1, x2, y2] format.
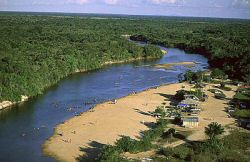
[43, 83, 186, 162]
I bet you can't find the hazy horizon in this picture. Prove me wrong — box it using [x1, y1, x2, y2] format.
[0, 0, 250, 19]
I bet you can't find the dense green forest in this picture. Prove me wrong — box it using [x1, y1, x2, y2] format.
[0, 14, 163, 102]
[130, 21, 250, 82]
[0, 13, 250, 102]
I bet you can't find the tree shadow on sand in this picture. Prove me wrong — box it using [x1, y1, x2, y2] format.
[77, 141, 105, 162]
[133, 108, 153, 117]
[156, 93, 178, 106]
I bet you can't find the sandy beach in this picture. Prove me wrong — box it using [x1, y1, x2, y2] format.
[43, 82, 237, 162]
[154, 62, 196, 69]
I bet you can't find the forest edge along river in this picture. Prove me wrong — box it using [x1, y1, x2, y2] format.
[0, 41, 208, 162]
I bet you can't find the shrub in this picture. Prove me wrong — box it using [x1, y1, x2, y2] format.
[220, 86, 232, 91]
[208, 89, 219, 93]
[98, 145, 129, 162]
[184, 70, 204, 83]
[174, 90, 188, 101]
[218, 149, 249, 162]
[233, 109, 250, 118]
[215, 93, 226, 99]
[211, 68, 225, 79]
[161, 128, 176, 139]
[175, 89, 205, 101]
[160, 146, 193, 160]
[160, 147, 174, 157]
[203, 75, 212, 83]
[201, 139, 224, 154]
[154, 106, 166, 117]
[220, 82, 226, 88]
[172, 146, 194, 160]
[192, 151, 215, 162]
[189, 89, 204, 100]
[155, 118, 169, 128]
[115, 136, 137, 152]
[115, 136, 153, 153]
[98, 114, 169, 161]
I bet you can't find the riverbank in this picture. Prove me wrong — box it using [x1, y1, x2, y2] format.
[43, 81, 237, 161]
[0, 95, 28, 110]
[0, 54, 166, 111]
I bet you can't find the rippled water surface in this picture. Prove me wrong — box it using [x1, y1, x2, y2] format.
[0, 45, 208, 162]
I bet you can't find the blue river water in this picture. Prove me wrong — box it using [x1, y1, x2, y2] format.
[0, 45, 208, 162]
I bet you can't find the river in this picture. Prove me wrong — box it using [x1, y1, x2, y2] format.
[0, 44, 208, 162]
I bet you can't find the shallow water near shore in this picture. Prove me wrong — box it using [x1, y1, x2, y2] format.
[0, 45, 208, 162]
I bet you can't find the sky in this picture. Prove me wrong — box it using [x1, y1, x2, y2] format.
[0, 0, 250, 19]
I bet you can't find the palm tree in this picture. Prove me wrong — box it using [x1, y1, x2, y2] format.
[205, 122, 224, 140]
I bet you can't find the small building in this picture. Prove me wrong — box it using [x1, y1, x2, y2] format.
[227, 106, 235, 113]
[184, 94, 199, 101]
[177, 98, 199, 109]
[182, 117, 199, 127]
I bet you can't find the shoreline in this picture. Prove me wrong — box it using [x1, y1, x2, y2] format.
[42, 82, 183, 161]
[154, 61, 196, 69]
[0, 95, 29, 111]
[42, 81, 237, 162]
[0, 55, 165, 111]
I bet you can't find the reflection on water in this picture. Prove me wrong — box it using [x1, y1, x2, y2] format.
[0, 46, 208, 162]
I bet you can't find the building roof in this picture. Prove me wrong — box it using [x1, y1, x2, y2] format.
[183, 117, 199, 122]
[180, 98, 199, 105]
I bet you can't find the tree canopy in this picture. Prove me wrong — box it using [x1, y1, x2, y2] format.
[0, 14, 250, 102]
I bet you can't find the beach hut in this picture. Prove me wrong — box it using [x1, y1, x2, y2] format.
[184, 94, 199, 101]
[182, 117, 199, 127]
[177, 103, 189, 109]
[178, 98, 199, 109]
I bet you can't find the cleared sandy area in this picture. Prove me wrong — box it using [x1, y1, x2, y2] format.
[43, 82, 237, 161]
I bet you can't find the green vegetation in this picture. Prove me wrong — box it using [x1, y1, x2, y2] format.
[214, 92, 226, 100]
[205, 122, 224, 140]
[97, 117, 169, 162]
[95, 120, 250, 162]
[160, 130, 191, 144]
[234, 109, 250, 118]
[174, 88, 205, 101]
[130, 19, 250, 82]
[154, 106, 166, 117]
[219, 86, 232, 91]
[0, 15, 163, 102]
[232, 87, 250, 119]
[208, 89, 222, 93]
[1, 14, 250, 103]
[158, 130, 250, 162]
[184, 70, 203, 83]
[234, 88, 250, 101]
[208, 89, 227, 100]
[211, 68, 226, 79]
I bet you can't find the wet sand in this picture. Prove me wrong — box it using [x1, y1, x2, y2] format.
[155, 62, 196, 69]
